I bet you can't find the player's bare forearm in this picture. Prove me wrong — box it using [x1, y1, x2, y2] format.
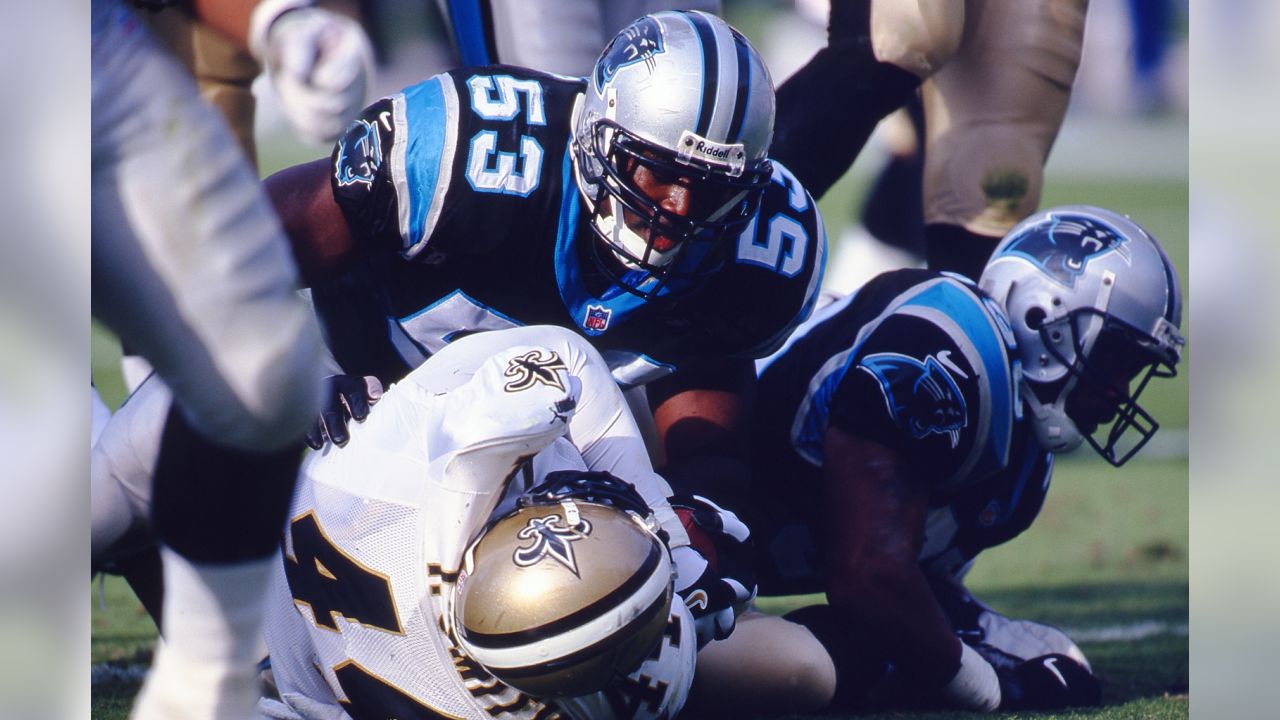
[264, 158, 360, 285]
[649, 358, 755, 501]
[821, 427, 964, 690]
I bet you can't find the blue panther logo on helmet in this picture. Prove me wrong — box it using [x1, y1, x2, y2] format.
[860, 352, 968, 448]
[594, 16, 665, 92]
[1001, 214, 1131, 288]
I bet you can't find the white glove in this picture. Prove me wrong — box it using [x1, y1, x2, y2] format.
[249, 0, 374, 144]
[668, 494, 756, 649]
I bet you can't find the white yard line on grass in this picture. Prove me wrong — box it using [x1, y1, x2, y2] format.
[1067, 620, 1189, 643]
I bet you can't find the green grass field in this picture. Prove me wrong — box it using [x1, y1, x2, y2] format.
[90, 456, 1189, 719]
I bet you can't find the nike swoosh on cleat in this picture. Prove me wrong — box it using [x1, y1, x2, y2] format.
[1042, 656, 1067, 686]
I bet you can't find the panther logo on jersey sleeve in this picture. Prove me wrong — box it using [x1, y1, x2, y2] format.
[1003, 214, 1131, 288]
[513, 513, 592, 577]
[335, 116, 386, 187]
[860, 352, 968, 448]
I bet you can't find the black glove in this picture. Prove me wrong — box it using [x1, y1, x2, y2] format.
[973, 644, 1101, 710]
[305, 375, 383, 449]
[668, 494, 756, 648]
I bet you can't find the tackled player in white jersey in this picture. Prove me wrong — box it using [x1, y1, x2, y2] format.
[94, 325, 754, 719]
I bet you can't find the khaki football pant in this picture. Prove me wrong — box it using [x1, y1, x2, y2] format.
[870, 0, 1089, 237]
[686, 610, 838, 717]
[142, 6, 262, 164]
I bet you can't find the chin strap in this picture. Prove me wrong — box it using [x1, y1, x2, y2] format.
[598, 204, 678, 271]
[1021, 377, 1083, 454]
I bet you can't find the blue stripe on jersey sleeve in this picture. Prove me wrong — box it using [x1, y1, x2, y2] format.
[901, 281, 1016, 474]
[792, 347, 860, 466]
[402, 79, 451, 249]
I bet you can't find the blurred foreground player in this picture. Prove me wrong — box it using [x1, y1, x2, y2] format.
[724, 206, 1184, 712]
[771, 0, 1088, 279]
[91, 1, 370, 717]
[119, 0, 376, 390]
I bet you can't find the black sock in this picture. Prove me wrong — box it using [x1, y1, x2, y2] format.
[925, 224, 1003, 281]
[861, 96, 926, 255]
[152, 405, 303, 564]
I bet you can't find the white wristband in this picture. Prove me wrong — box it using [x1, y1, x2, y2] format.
[940, 642, 1001, 711]
[247, 0, 315, 61]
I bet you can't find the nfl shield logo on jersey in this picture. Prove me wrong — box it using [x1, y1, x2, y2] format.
[584, 304, 612, 333]
[978, 498, 1000, 527]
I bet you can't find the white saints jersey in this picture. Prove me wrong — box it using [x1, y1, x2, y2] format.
[258, 326, 695, 720]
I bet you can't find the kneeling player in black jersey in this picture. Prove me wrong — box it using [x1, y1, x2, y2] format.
[717, 206, 1185, 713]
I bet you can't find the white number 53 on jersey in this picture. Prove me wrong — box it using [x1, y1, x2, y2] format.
[464, 75, 545, 197]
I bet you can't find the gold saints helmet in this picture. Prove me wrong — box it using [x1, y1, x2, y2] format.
[453, 471, 674, 697]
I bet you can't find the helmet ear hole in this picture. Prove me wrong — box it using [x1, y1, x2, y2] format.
[1025, 306, 1048, 330]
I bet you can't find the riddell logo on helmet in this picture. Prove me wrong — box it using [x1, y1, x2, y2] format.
[695, 141, 730, 160]
[677, 131, 745, 175]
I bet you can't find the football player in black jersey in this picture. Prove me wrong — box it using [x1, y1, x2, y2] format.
[712, 206, 1185, 713]
[263, 9, 825, 645]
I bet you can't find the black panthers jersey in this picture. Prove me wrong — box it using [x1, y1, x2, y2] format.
[747, 269, 1053, 595]
[315, 66, 826, 389]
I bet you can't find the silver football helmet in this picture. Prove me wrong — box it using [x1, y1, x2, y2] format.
[979, 205, 1185, 465]
[572, 10, 775, 298]
[452, 471, 674, 697]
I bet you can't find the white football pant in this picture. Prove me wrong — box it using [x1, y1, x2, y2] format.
[92, 0, 322, 453]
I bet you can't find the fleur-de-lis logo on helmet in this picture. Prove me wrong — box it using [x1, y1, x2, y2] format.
[503, 350, 567, 392]
[513, 513, 593, 576]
